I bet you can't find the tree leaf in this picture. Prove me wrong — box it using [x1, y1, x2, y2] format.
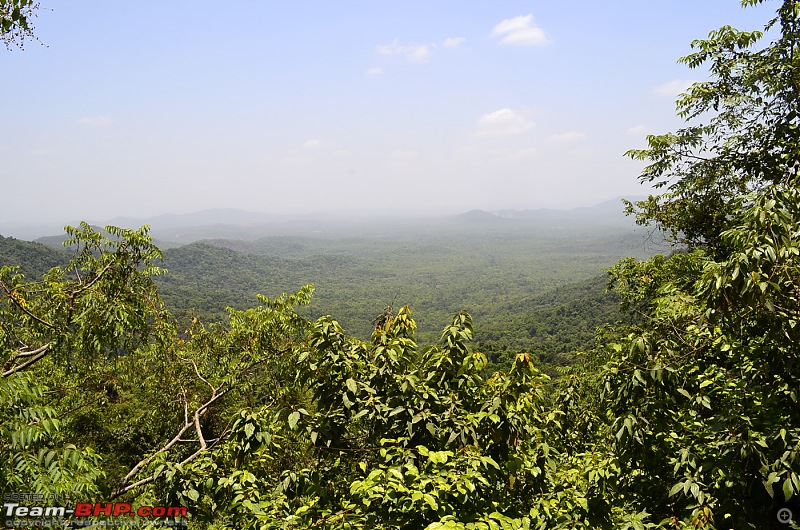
[783, 477, 794, 501]
[288, 411, 300, 430]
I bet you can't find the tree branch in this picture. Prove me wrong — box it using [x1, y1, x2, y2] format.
[68, 262, 114, 299]
[0, 280, 55, 329]
[108, 384, 230, 500]
[2, 343, 50, 377]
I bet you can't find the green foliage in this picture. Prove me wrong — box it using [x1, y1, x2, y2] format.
[2, 5, 799, 529]
[605, 2, 800, 527]
[0, 224, 638, 527]
[1, 0, 41, 49]
[476, 275, 623, 371]
[0, 371, 104, 496]
[0, 225, 312, 502]
[604, 179, 800, 527]
[161, 308, 627, 529]
[152, 218, 648, 345]
[0, 222, 166, 375]
[0, 234, 66, 278]
[625, 0, 800, 249]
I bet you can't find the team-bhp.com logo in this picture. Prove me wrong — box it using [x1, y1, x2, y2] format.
[3, 498, 187, 528]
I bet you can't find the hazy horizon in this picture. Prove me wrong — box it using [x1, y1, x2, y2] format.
[1, 1, 776, 226]
[0, 195, 645, 240]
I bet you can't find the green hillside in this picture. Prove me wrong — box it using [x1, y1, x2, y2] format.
[152, 215, 648, 359]
[0, 234, 68, 278]
[2, 214, 644, 370]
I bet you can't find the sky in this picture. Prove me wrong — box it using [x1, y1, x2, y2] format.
[0, 0, 779, 230]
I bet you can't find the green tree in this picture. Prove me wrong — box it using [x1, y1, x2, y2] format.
[605, 182, 800, 528]
[0, 224, 314, 523]
[161, 307, 630, 529]
[0, 371, 104, 497]
[1, 0, 41, 49]
[604, 1, 800, 527]
[625, 0, 800, 250]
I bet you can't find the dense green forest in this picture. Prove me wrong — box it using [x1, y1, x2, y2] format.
[2, 1, 800, 529]
[0, 228, 628, 374]
[152, 214, 645, 364]
[7, 207, 646, 368]
[0, 235, 67, 278]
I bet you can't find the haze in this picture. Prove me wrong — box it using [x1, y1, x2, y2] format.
[0, 1, 775, 231]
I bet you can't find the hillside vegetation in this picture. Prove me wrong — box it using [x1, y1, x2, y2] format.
[153, 212, 648, 360]
[3, 206, 645, 370]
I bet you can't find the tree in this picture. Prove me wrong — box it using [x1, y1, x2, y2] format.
[603, 1, 800, 527]
[0, 224, 313, 522]
[159, 307, 637, 529]
[1, 0, 41, 49]
[625, 0, 800, 250]
[605, 181, 800, 528]
[3, 220, 650, 528]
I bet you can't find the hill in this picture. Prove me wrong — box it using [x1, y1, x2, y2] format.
[152, 214, 651, 359]
[6, 202, 657, 368]
[22, 199, 648, 246]
[0, 234, 69, 278]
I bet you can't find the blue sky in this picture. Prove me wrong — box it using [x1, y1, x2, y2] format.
[0, 1, 777, 228]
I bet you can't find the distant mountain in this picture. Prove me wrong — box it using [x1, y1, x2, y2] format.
[108, 208, 286, 229]
[571, 196, 644, 216]
[3, 209, 655, 350]
[493, 196, 643, 223]
[0, 222, 77, 242]
[33, 225, 105, 248]
[105, 209, 355, 244]
[25, 198, 646, 246]
[34, 226, 180, 251]
[451, 209, 507, 223]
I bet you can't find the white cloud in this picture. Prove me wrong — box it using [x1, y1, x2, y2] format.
[654, 79, 697, 97]
[491, 15, 550, 46]
[547, 131, 586, 143]
[377, 40, 431, 62]
[475, 108, 534, 136]
[302, 139, 324, 149]
[293, 140, 351, 158]
[78, 116, 112, 128]
[389, 149, 420, 160]
[626, 124, 650, 136]
[366, 67, 384, 76]
[442, 37, 465, 49]
[504, 147, 541, 161]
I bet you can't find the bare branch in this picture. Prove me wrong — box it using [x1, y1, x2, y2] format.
[108, 424, 232, 500]
[0, 280, 55, 329]
[68, 261, 114, 299]
[2, 343, 51, 377]
[13, 343, 51, 359]
[109, 384, 229, 499]
[190, 358, 216, 393]
[194, 408, 207, 451]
